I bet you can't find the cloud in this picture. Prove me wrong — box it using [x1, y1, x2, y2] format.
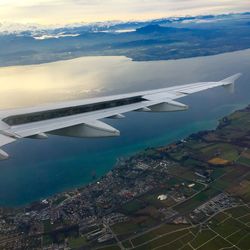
[0, 0, 249, 25]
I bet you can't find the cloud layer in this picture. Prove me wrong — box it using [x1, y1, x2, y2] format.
[0, 0, 249, 25]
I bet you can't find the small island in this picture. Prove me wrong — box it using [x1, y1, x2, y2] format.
[1, 105, 250, 249]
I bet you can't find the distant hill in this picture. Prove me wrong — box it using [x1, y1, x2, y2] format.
[0, 12, 250, 66]
[136, 24, 189, 34]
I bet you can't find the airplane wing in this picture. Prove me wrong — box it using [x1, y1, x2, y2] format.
[0, 73, 242, 159]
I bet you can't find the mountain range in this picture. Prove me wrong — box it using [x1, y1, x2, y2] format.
[0, 12, 250, 66]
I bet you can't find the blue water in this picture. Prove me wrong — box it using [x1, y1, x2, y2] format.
[0, 49, 250, 206]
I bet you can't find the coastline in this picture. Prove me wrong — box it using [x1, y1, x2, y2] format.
[1, 104, 250, 249]
[4, 103, 247, 210]
[1, 47, 249, 207]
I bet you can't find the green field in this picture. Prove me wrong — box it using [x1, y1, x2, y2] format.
[200, 143, 240, 162]
[197, 236, 232, 250]
[112, 220, 142, 236]
[174, 187, 220, 214]
[133, 229, 190, 250]
[98, 245, 121, 250]
[189, 229, 216, 248]
[225, 206, 250, 219]
[68, 236, 87, 249]
[110, 207, 250, 250]
[238, 156, 250, 167]
[212, 166, 249, 191]
[131, 224, 190, 247]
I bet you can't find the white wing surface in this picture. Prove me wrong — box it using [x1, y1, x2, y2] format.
[0, 73, 242, 159]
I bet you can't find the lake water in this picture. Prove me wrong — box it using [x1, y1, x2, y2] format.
[0, 50, 250, 206]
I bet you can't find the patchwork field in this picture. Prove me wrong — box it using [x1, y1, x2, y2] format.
[109, 206, 250, 250]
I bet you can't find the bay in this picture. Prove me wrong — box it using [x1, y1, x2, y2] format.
[0, 49, 250, 206]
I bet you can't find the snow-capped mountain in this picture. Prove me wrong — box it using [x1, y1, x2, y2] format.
[0, 12, 248, 39]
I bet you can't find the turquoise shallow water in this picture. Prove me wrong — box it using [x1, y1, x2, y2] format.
[0, 49, 250, 206]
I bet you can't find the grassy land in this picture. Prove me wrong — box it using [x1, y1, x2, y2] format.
[131, 224, 190, 247]
[115, 206, 250, 250]
[133, 229, 190, 250]
[237, 156, 250, 167]
[68, 236, 87, 249]
[174, 187, 220, 214]
[201, 143, 240, 162]
[98, 245, 121, 250]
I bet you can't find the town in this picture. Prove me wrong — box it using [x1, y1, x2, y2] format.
[1, 105, 250, 249]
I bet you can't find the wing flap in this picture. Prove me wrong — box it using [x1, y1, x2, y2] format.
[49, 120, 120, 138]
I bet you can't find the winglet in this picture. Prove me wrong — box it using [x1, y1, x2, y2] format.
[220, 73, 242, 84]
[220, 73, 242, 93]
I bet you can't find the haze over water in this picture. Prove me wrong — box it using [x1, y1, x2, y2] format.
[0, 50, 250, 206]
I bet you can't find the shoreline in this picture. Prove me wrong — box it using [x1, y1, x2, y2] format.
[2, 103, 247, 210]
[1, 47, 250, 69]
[0, 47, 249, 206]
[1, 104, 250, 249]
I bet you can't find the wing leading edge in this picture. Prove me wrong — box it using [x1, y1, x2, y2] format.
[0, 73, 242, 159]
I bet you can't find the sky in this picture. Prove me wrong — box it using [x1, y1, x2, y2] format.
[0, 0, 249, 25]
